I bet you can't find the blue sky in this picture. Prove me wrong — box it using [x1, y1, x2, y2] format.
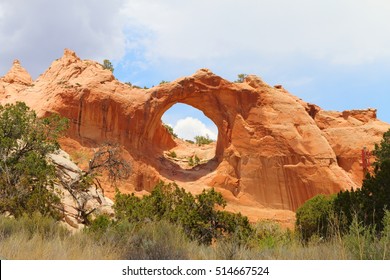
[1, 0, 389, 139]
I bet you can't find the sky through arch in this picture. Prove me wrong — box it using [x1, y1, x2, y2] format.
[162, 103, 218, 141]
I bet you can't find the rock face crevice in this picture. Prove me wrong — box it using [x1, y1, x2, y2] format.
[1, 49, 389, 213]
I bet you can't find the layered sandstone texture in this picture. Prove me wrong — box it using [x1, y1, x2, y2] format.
[1, 49, 389, 224]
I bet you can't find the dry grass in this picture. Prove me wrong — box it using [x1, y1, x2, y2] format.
[0, 233, 120, 259]
[0, 215, 120, 260]
[1, 214, 389, 260]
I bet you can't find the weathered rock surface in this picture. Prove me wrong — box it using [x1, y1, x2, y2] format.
[48, 149, 114, 230]
[1, 49, 389, 225]
[0, 59, 33, 97]
[313, 108, 389, 184]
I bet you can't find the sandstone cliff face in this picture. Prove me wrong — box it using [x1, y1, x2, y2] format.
[1, 49, 389, 222]
[314, 108, 389, 184]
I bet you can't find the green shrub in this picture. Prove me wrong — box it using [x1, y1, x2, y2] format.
[102, 59, 114, 72]
[163, 124, 177, 138]
[167, 150, 177, 158]
[124, 220, 191, 260]
[343, 216, 377, 259]
[188, 156, 194, 166]
[0, 102, 68, 219]
[295, 194, 335, 242]
[334, 129, 390, 232]
[87, 214, 112, 234]
[252, 220, 292, 250]
[234, 73, 248, 83]
[188, 155, 200, 166]
[113, 181, 253, 245]
[380, 210, 390, 259]
[373, 129, 390, 167]
[0, 213, 69, 241]
[194, 135, 213, 146]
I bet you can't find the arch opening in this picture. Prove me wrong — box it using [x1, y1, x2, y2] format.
[161, 103, 218, 173]
[141, 87, 234, 187]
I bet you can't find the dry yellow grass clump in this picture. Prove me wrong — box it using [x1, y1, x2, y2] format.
[2, 213, 390, 260]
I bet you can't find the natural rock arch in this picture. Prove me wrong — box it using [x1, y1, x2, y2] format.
[132, 69, 258, 162]
[3, 50, 389, 216]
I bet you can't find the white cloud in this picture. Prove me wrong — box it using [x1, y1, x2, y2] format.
[173, 117, 218, 141]
[2, 0, 389, 79]
[122, 0, 390, 66]
[0, 0, 129, 77]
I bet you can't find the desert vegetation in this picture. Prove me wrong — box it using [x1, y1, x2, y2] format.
[1, 103, 390, 260]
[102, 59, 114, 72]
[2, 205, 390, 260]
[194, 135, 214, 146]
[234, 73, 248, 83]
[2, 176, 390, 259]
[163, 123, 177, 138]
[0, 102, 68, 219]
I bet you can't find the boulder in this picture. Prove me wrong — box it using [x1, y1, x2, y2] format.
[48, 149, 114, 228]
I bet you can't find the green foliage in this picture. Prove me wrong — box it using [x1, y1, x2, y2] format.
[188, 156, 194, 166]
[252, 220, 293, 249]
[296, 129, 390, 242]
[194, 155, 200, 165]
[343, 215, 378, 260]
[124, 220, 192, 260]
[340, 212, 390, 260]
[159, 80, 169, 85]
[334, 130, 390, 232]
[163, 124, 177, 138]
[234, 73, 248, 83]
[295, 194, 335, 242]
[87, 214, 112, 234]
[113, 192, 145, 222]
[373, 129, 390, 168]
[0, 102, 68, 219]
[188, 155, 200, 166]
[0, 212, 69, 241]
[335, 162, 390, 232]
[4, 206, 390, 260]
[381, 210, 390, 259]
[194, 135, 214, 146]
[113, 181, 253, 245]
[167, 150, 177, 158]
[102, 59, 114, 72]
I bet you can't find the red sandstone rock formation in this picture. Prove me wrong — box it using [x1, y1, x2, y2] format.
[1, 49, 389, 225]
[314, 108, 389, 184]
[0, 59, 33, 97]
